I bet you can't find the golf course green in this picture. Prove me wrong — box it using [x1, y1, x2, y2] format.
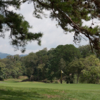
[0, 79, 100, 100]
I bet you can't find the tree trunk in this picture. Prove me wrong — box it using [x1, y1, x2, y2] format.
[77, 74, 79, 83]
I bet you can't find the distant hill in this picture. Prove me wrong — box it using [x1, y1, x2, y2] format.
[0, 52, 26, 59]
[0, 52, 11, 59]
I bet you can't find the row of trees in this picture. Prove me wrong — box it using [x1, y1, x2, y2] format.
[0, 55, 24, 80]
[69, 55, 100, 83]
[0, 44, 100, 84]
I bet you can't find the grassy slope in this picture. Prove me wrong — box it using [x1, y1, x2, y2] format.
[0, 79, 100, 100]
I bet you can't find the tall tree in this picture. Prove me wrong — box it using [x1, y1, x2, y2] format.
[0, 62, 6, 80]
[78, 45, 94, 58]
[46, 44, 81, 81]
[68, 58, 84, 83]
[22, 52, 38, 80]
[80, 55, 100, 83]
[36, 48, 48, 80]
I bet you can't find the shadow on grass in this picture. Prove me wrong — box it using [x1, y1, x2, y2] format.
[0, 88, 43, 100]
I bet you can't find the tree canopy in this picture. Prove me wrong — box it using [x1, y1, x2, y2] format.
[0, 44, 100, 83]
[0, 0, 42, 52]
[1, 0, 100, 53]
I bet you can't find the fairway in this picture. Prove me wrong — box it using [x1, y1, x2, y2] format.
[0, 81, 100, 91]
[0, 80, 100, 100]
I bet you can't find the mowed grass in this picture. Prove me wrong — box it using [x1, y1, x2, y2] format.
[0, 79, 100, 100]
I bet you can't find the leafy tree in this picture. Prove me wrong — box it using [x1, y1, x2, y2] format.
[13, 55, 21, 61]
[78, 45, 94, 58]
[35, 48, 49, 80]
[14, 61, 24, 78]
[22, 52, 38, 80]
[68, 58, 84, 83]
[0, 62, 6, 80]
[68, 55, 100, 84]
[59, 58, 66, 71]
[37, 63, 45, 80]
[1, 58, 14, 78]
[45, 48, 55, 82]
[46, 44, 81, 81]
[36, 48, 48, 64]
[80, 55, 100, 83]
[0, 56, 25, 79]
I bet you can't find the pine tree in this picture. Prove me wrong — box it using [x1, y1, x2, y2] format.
[1, 0, 100, 54]
[0, 0, 42, 52]
[31, 0, 100, 54]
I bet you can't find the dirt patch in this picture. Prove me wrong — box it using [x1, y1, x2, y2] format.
[44, 94, 60, 98]
[19, 76, 28, 79]
[69, 98, 78, 100]
[61, 90, 65, 93]
[0, 82, 6, 83]
[54, 90, 60, 92]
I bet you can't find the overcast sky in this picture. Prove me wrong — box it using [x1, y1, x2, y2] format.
[0, 2, 89, 55]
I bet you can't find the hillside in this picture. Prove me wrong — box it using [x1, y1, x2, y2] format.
[0, 52, 11, 59]
[0, 52, 26, 59]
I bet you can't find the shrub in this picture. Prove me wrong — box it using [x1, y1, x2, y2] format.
[54, 80, 59, 84]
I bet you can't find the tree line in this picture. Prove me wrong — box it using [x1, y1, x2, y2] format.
[0, 44, 100, 84]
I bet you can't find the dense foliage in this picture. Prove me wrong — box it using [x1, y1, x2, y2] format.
[0, 44, 100, 84]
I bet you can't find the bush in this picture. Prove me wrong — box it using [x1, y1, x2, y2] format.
[0, 77, 4, 81]
[42, 79, 51, 83]
[46, 80, 51, 83]
[54, 80, 59, 84]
